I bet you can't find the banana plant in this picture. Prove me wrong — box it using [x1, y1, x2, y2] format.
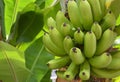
[0, 0, 120, 82]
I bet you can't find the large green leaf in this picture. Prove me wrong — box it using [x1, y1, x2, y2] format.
[8, 3, 44, 46]
[25, 37, 54, 82]
[110, 0, 120, 18]
[0, 41, 30, 82]
[4, 0, 36, 35]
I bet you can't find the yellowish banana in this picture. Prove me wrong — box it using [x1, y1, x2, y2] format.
[42, 33, 66, 56]
[95, 29, 117, 55]
[91, 22, 102, 40]
[87, 0, 102, 22]
[89, 52, 112, 68]
[84, 31, 96, 58]
[78, 0, 93, 30]
[67, 0, 83, 29]
[79, 60, 90, 80]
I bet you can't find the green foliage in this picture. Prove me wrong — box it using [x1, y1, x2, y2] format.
[0, 41, 30, 82]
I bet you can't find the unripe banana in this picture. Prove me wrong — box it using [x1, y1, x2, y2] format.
[56, 11, 70, 32]
[69, 47, 85, 65]
[91, 22, 102, 40]
[114, 25, 120, 36]
[91, 67, 120, 78]
[63, 36, 74, 54]
[95, 29, 117, 55]
[47, 56, 71, 69]
[106, 0, 114, 9]
[79, 60, 90, 80]
[67, 0, 83, 29]
[61, 23, 76, 37]
[64, 62, 79, 81]
[87, 0, 102, 22]
[49, 27, 64, 49]
[99, 0, 107, 17]
[74, 28, 84, 44]
[45, 47, 56, 56]
[56, 71, 65, 79]
[84, 31, 96, 58]
[100, 11, 116, 31]
[42, 33, 66, 56]
[89, 52, 112, 68]
[47, 17, 56, 28]
[112, 51, 120, 58]
[106, 57, 120, 69]
[78, 0, 93, 30]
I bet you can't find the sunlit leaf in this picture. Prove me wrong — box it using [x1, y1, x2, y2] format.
[0, 41, 30, 82]
[4, 0, 36, 35]
[8, 3, 44, 46]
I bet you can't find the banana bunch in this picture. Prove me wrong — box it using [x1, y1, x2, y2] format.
[42, 0, 120, 81]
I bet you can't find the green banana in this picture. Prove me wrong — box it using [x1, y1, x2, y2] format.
[79, 60, 90, 80]
[49, 27, 64, 49]
[47, 56, 71, 69]
[47, 17, 56, 28]
[95, 29, 117, 55]
[69, 47, 85, 65]
[78, 0, 93, 30]
[56, 71, 65, 79]
[60, 23, 76, 37]
[67, 0, 83, 29]
[63, 36, 74, 54]
[89, 52, 112, 68]
[64, 62, 79, 81]
[114, 25, 120, 36]
[99, 0, 107, 17]
[84, 31, 96, 58]
[100, 11, 116, 31]
[91, 22, 102, 40]
[56, 11, 70, 33]
[42, 33, 66, 56]
[92, 67, 120, 78]
[107, 57, 120, 69]
[74, 28, 84, 44]
[87, 0, 102, 22]
[112, 51, 120, 58]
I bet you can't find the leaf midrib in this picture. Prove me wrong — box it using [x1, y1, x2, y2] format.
[0, 46, 18, 82]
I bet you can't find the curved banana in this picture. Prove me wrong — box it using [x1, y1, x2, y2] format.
[78, 0, 93, 30]
[64, 62, 79, 81]
[91, 22, 102, 40]
[106, 57, 120, 69]
[61, 23, 76, 37]
[100, 11, 116, 31]
[47, 56, 71, 69]
[89, 52, 112, 68]
[67, 0, 83, 29]
[99, 0, 107, 17]
[87, 0, 102, 22]
[91, 67, 120, 78]
[63, 36, 74, 54]
[47, 17, 56, 28]
[42, 33, 66, 56]
[79, 60, 90, 80]
[49, 27, 64, 49]
[74, 28, 84, 44]
[95, 29, 117, 55]
[56, 11, 70, 33]
[69, 47, 85, 65]
[84, 31, 96, 58]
